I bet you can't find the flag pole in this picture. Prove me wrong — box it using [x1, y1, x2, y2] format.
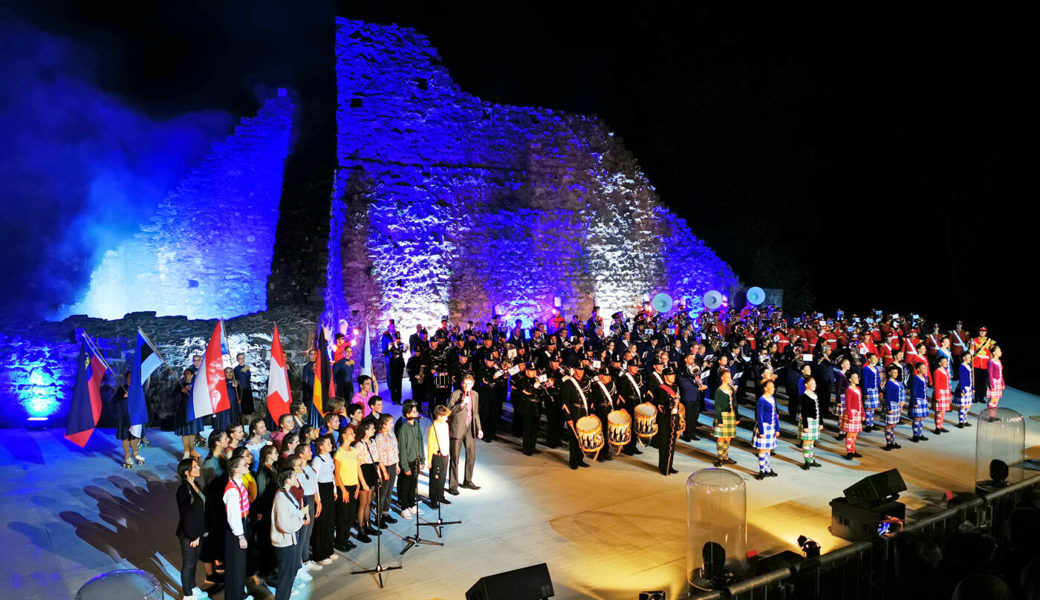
[83, 333, 113, 373]
[138, 327, 175, 375]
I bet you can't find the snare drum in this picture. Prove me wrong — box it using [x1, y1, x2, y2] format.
[606, 409, 632, 447]
[634, 402, 658, 441]
[576, 415, 604, 456]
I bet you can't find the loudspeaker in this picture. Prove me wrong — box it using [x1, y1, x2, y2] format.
[830, 497, 905, 541]
[466, 563, 554, 600]
[843, 469, 906, 505]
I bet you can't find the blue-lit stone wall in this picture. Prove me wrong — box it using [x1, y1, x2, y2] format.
[326, 18, 738, 330]
[65, 93, 295, 320]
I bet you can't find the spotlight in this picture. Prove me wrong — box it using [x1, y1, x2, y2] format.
[553, 296, 561, 308]
[797, 535, 820, 558]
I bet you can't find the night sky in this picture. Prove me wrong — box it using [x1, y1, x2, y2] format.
[3, 2, 1038, 389]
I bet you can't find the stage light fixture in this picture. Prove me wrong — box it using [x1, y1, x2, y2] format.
[26, 416, 52, 430]
[797, 535, 820, 558]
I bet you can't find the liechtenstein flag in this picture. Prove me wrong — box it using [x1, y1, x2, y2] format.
[65, 340, 105, 447]
[187, 321, 230, 421]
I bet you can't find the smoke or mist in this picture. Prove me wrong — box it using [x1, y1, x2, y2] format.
[0, 14, 233, 320]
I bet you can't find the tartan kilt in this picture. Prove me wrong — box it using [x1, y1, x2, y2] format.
[841, 409, 863, 433]
[955, 389, 973, 408]
[933, 389, 952, 412]
[753, 422, 777, 450]
[885, 409, 902, 426]
[714, 411, 737, 438]
[799, 418, 821, 441]
[863, 388, 880, 410]
[987, 387, 1004, 400]
[910, 401, 929, 419]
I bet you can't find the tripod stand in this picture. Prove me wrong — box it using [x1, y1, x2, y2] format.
[351, 468, 401, 588]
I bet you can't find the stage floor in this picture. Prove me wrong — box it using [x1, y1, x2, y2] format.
[3, 384, 1039, 600]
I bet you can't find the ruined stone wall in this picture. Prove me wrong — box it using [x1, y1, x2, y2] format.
[326, 18, 738, 333]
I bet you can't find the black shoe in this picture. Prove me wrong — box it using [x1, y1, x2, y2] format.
[668, 468, 679, 474]
[713, 459, 722, 467]
[429, 502, 440, 509]
[933, 428, 942, 435]
[956, 423, 965, 429]
[964, 422, 973, 427]
[355, 532, 372, 544]
[893, 443, 902, 449]
[852, 452, 862, 458]
[382, 514, 398, 524]
[632, 448, 643, 455]
[723, 458, 737, 465]
[755, 472, 767, 480]
[882, 443, 893, 451]
[911, 436, 920, 443]
[570, 464, 579, 470]
[334, 544, 351, 552]
[767, 470, 778, 477]
[809, 460, 822, 468]
[446, 488, 460, 496]
[523, 450, 533, 456]
[578, 461, 590, 468]
[937, 427, 949, 433]
[801, 463, 811, 471]
[844, 452, 854, 460]
[462, 481, 481, 490]
[440, 498, 451, 505]
[919, 435, 929, 441]
[864, 425, 875, 432]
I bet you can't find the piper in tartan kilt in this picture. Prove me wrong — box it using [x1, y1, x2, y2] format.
[882, 366, 904, 451]
[842, 373, 864, 459]
[932, 357, 952, 434]
[862, 355, 881, 431]
[909, 363, 930, 442]
[712, 369, 737, 466]
[753, 380, 780, 480]
[987, 347, 1005, 408]
[954, 354, 974, 427]
[798, 377, 822, 470]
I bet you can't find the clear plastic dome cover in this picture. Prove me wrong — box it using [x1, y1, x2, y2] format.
[975, 406, 1027, 488]
[686, 468, 748, 590]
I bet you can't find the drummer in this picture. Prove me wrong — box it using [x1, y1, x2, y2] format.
[590, 365, 619, 462]
[561, 362, 592, 470]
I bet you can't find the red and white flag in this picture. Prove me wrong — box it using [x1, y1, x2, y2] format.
[267, 324, 292, 424]
[187, 321, 230, 421]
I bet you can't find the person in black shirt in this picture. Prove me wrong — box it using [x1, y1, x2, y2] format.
[176, 458, 208, 600]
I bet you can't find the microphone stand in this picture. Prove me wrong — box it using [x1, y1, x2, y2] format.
[351, 470, 401, 588]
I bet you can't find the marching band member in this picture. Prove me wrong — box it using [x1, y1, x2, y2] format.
[561, 364, 591, 470]
[986, 345, 1006, 408]
[932, 355, 952, 434]
[954, 352, 974, 427]
[909, 362, 930, 442]
[969, 327, 994, 404]
[617, 356, 644, 456]
[799, 376, 822, 470]
[590, 366, 617, 462]
[842, 372, 863, 459]
[653, 367, 681, 475]
[949, 320, 969, 364]
[712, 368, 738, 467]
[882, 364, 904, 451]
[752, 379, 780, 480]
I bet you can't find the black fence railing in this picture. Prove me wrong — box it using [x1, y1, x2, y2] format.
[681, 475, 1039, 600]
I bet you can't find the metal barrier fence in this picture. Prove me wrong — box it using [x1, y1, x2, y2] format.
[682, 475, 1039, 600]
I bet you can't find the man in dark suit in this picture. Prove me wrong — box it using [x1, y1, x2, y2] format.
[446, 373, 483, 494]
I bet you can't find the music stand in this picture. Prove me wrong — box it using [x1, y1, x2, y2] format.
[351, 460, 401, 587]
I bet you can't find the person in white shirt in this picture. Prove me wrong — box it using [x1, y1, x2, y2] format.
[271, 468, 307, 600]
[222, 456, 251, 600]
[293, 443, 321, 572]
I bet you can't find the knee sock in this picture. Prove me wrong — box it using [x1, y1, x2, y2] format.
[912, 420, 923, 438]
[758, 453, 769, 473]
[959, 405, 969, 423]
[802, 443, 814, 463]
[935, 412, 944, 430]
[988, 399, 999, 409]
[718, 439, 730, 459]
[845, 434, 856, 454]
[865, 411, 874, 428]
[885, 428, 895, 446]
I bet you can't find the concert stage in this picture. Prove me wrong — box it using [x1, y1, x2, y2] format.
[2, 385, 1038, 600]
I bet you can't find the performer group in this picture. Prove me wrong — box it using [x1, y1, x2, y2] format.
[102, 303, 1007, 600]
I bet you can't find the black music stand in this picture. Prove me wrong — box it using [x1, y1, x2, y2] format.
[350, 473, 401, 588]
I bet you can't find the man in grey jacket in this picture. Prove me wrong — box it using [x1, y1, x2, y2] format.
[447, 374, 483, 495]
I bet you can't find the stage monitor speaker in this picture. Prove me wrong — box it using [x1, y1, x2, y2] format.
[843, 469, 906, 505]
[830, 497, 906, 541]
[466, 563, 554, 600]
